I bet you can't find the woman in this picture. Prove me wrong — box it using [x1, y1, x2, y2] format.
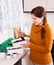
[21, 6, 53, 65]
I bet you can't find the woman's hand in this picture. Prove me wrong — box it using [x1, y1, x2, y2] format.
[18, 32, 27, 38]
[20, 41, 30, 48]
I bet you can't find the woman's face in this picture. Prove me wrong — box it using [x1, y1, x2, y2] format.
[31, 14, 44, 25]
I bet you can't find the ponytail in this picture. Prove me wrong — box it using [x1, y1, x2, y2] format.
[41, 17, 46, 38]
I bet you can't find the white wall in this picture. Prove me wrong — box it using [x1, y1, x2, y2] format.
[47, 13, 54, 32]
[20, 13, 32, 35]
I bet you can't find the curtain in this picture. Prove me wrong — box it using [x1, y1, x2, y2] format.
[0, 0, 23, 42]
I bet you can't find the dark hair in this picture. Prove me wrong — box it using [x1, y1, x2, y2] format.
[31, 6, 46, 38]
